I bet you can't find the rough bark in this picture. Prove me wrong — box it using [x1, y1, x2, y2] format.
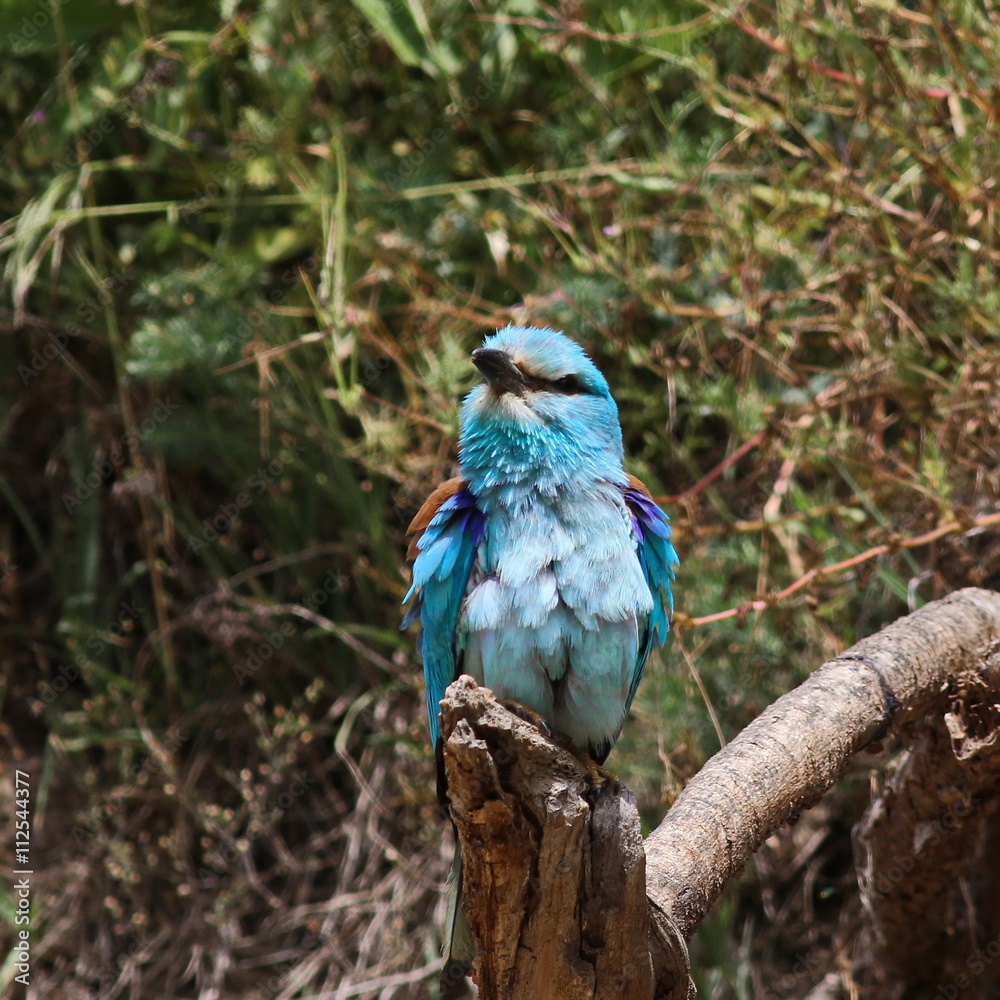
[440, 678, 664, 1000]
[438, 587, 1000, 999]
[644, 587, 1000, 940]
[854, 715, 1000, 993]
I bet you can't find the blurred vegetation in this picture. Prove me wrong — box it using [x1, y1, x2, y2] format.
[1, 0, 999, 997]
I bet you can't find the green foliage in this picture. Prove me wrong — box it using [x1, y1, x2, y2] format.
[2, 0, 1000, 996]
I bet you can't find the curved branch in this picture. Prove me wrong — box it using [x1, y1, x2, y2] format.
[439, 587, 1000, 998]
[645, 587, 1000, 940]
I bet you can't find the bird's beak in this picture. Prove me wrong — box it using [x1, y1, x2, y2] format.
[471, 348, 526, 396]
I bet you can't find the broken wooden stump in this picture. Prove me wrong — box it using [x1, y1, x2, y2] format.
[440, 676, 688, 1000]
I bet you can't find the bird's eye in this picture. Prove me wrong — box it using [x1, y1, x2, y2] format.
[552, 374, 586, 394]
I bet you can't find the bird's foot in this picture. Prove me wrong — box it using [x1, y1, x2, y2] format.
[498, 698, 553, 739]
[575, 751, 619, 795]
[496, 700, 619, 794]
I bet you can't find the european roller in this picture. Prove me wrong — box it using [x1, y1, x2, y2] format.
[402, 325, 677, 975]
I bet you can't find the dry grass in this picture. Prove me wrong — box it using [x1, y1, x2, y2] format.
[2, 0, 1000, 997]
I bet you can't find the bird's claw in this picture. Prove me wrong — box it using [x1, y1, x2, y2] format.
[577, 752, 618, 793]
[499, 698, 617, 789]
[499, 698, 552, 738]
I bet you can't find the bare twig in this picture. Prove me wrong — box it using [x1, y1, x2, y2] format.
[677, 511, 1000, 628]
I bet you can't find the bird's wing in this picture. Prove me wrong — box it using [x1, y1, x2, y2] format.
[622, 474, 678, 709]
[402, 477, 486, 745]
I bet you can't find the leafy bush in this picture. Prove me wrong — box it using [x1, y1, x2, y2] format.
[2, 0, 999, 996]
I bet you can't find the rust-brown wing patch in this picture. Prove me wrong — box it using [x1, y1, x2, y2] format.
[406, 477, 468, 562]
[625, 473, 654, 499]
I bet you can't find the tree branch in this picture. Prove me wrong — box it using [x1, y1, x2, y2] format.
[439, 587, 1000, 998]
[855, 712, 1000, 994]
[644, 587, 1000, 940]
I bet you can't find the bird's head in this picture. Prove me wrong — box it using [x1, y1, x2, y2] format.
[458, 326, 626, 502]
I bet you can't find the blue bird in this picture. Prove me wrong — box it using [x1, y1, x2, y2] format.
[402, 325, 677, 974]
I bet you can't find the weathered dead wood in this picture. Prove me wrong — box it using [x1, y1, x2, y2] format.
[855, 712, 1000, 994]
[439, 587, 1000, 999]
[644, 587, 1000, 940]
[441, 678, 665, 1000]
